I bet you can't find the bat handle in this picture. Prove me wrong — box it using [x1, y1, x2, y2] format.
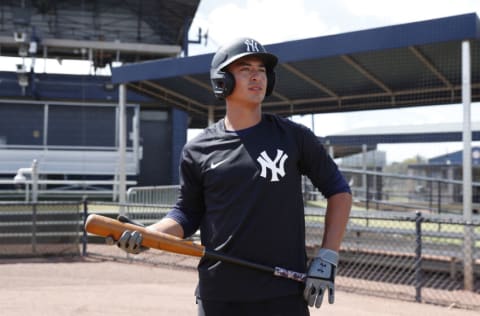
[273, 266, 306, 283]
[205, 250, 306, 283]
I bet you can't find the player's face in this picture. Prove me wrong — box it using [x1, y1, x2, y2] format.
[226, 56, 267, 105]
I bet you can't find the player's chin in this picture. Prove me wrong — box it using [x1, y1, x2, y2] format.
[248, 95, 265, 105]
[247, 90, 266, 101]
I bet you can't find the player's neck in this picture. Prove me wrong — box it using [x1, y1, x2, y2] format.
[224, 106, 262, 131]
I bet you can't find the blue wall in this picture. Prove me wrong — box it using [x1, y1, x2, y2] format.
[171, 108, 188, 184]
[0, 71, 189, 186]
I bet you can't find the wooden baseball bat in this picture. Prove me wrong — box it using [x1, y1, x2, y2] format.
[85, 214, 306, 283]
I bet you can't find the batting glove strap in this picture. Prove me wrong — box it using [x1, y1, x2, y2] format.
[303, 248, 339, 308]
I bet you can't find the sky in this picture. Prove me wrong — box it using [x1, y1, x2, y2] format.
[2, 0, 480, 163]
[188, 0, 480, 53]
[186, 0, 480, 163]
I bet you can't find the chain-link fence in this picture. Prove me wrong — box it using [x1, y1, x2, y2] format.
[83, 198, 480, 311]
[306, 209, 479, 310]
[0, 197, 478, 310]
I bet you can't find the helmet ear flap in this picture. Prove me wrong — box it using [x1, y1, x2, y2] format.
[222, 71, 235, 98]
[211, 71, 235, 99]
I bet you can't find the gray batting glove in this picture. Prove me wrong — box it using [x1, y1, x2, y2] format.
[303, 248, 338, 308]
[105, 215, 148, 255]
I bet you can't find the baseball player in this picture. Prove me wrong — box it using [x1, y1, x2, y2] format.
[115, 37, 352, 316]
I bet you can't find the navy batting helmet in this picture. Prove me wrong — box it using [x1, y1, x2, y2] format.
[210, 38, 278, 99]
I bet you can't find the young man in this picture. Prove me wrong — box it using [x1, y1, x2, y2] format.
[116, 38, 352, 316]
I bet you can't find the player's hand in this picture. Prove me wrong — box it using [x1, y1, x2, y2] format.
[105, 215, 149, 254]
[303, 248, 338, 308]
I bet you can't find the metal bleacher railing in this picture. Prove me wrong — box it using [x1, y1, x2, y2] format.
[126, 185, 180, 206]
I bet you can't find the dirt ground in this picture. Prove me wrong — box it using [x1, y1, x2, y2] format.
[0, 249, 478, 316]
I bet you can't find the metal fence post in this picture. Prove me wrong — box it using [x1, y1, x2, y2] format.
[82, 198, 88, 256]
[32, 202, 37, 254]
[366, 174, 370, 211]
[414, 211, 423, 302]
[428, 180, 433, 211]
[437, 180, 441, 214]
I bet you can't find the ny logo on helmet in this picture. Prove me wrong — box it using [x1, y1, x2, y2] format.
[244, 39, 260, 53]
[257, 149, 288, 182]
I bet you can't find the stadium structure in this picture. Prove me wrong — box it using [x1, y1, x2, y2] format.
[0, 0, 201, 199]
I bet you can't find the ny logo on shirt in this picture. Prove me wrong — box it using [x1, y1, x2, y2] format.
[257, 149, 288, 182]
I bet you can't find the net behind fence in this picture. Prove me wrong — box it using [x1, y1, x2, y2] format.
[0, 201, 82, 257]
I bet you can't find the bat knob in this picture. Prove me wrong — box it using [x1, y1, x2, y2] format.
[105, 235, 116, 245]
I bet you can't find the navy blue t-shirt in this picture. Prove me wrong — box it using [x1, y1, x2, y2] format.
[166, 113, 350, 301]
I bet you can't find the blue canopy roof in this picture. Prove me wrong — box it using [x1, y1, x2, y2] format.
[112, 13, 480, 128]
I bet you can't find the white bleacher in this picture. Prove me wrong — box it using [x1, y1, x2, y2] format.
[0, 147, 138, 175]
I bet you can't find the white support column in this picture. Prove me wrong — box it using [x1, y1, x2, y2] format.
[132, 106, 140, 174]
[118, 84, 127, 215]
[208, 105, 215, 126]
[447, 167, 454, 205]
[461, 40, 473, 291]
[362, 144, 368, 202]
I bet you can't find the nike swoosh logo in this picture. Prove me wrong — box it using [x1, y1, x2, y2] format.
[210, 158, 229, 169]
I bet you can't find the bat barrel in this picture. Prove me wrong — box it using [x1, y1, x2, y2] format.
[85, 214, 205, 258]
